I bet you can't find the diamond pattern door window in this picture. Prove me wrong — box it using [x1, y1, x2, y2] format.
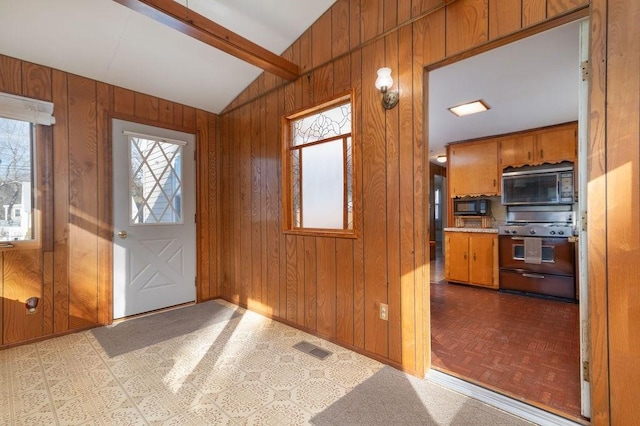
[128, 134, 185, 225]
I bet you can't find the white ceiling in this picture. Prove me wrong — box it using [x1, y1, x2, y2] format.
[0, 0, 335, 114]
[428, 20, 582, 164]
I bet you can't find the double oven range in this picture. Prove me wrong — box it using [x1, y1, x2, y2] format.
[498, 162, 577, 301]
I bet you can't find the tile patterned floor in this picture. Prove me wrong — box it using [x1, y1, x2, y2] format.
[1, 300, 532, 425]
[430, 279, 582, 419]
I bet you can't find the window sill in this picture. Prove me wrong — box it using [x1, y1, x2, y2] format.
[283, 229, 357, 239]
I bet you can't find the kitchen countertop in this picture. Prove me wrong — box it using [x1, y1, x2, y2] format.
[444, 227, 498, 234]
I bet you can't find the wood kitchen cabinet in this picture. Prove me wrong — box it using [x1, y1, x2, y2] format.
[499, 122, 577, 168]
[448, 139, 499, 197]
[445, 231, 498, 289]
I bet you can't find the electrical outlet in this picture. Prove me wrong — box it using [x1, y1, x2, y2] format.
[379, 303, 388, 321]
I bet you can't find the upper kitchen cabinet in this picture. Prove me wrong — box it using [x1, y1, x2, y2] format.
[499, 122, 577, 168]
[449, 139, 499, 197]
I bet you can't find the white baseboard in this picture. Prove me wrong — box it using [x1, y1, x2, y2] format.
[426, 369, 582, 426]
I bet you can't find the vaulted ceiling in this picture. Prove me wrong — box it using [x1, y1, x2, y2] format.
[0, 0, 335, 113]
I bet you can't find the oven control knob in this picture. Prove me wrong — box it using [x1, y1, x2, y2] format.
[529, 229, 536, 235]
[511, 230, 517, 234]
[550, 230, 556, 235]
[558, 230, 564, 235]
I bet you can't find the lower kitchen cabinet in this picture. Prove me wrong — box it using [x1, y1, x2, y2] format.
[445, 231, 498, 289]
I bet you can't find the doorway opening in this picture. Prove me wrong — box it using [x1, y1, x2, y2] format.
[426, 18, 589, 422]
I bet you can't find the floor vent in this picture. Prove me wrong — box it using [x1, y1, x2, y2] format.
[293, 341, 332, 360]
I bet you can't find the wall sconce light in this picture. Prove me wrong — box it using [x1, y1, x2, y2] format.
[375, 67, 399, 110]
[436, 155, 447, 163]
[25, 296, 39, 313]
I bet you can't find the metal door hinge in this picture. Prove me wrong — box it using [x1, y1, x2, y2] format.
[581, 60, 589, 81]
[581, 211, 587, 232]
[583, 360, 590, 382]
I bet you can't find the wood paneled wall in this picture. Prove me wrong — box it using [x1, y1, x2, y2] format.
[218, 0, 589, 377]
[0, 54, 218, 346]
[588, 0, 640, 423]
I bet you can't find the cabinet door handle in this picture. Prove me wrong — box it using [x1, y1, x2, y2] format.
[473, 253, 476, 261]
[540, 149, 544, 158]
[493, 178, 496, 187]
[528, 151, 531, 160]
[463, 252, 467, 260]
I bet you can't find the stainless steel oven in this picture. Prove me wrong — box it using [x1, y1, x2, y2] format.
[498, 207, 576, 300]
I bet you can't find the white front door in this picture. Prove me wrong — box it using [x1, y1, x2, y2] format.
[112, 119, 196, 319]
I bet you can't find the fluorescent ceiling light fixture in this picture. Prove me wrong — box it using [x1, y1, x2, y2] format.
[436, 155, 447, 163]
[448, 100, 490, 117]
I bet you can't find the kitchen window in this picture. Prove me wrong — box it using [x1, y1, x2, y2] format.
[282, 93, 356, 237]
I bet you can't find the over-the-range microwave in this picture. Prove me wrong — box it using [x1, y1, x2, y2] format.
[501, 162, 574, 206]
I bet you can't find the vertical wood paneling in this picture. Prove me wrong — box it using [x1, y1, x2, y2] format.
[312, 63, 335, 103]
[351, 48, 366, 350]
[336, 238, 354, 344]
[313, 10, 333, 68]
[397, 0, 412, 24]
[96, 82, 112, 325]
[219, 113, 232, 297]
[361, 0, 385, 42]
[3, 250, 43, 344]
[239, 106, 252, 304]
[296, 236, 305, 326]
[232, 109, 242, 302]
[299, 30, 313, 74]
[134, 93, 159, 122]
[0, 55, 22, 94]
[265, 91, 280, 316]
[606, 0, 640, 422]
[332, 0, 350, 58]
[350, 0, 362, 49]
[522, 0, 546, 27]
[412, 0, 442, 17]
[362, 39, 389, 357]
[52, 70, 69, 333]
[547, 0, 585, 17]
[587, 0, 611, 425]
[158, 99, 174, 125]
[39, 125, 54, 252]
[588, 0, 609, 422]
[196, 109, 211, 302]
[286, 234, 298, 322]
[43, 252, 54, 335]
[21, 62, 52, 101]
[173, 103, 184, 127]
[385, 31, 403, 364]
[489, 0, 522, 40]
[384, 0, 399, 31]
[333, 55, 351, 95]
[183, 106, 196, 129]
[113, 87, 135, 116]
[316, 237, 337, 338]
[277, 91, 287, 318]
[250, 100, 263, 307]
[304, 236, 317, 330]
[399, 23, 417, 372]
[208, 114, 219, 298]
[446, 0, 489, 56]
[67, 75, 98, 329]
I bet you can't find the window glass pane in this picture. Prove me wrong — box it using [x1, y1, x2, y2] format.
[292, 103, 351, 146]
[291, 149, 301, 227]
[130, 136, 183, 224]
[300, 140, 344, 229]
[0, 117, 33, 242]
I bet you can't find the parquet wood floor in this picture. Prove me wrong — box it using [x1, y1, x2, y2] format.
[430, 276, 582, 420]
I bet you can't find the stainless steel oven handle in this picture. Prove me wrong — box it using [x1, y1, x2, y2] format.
[511, 237, 525, 241]
[522, 273, 545, 279]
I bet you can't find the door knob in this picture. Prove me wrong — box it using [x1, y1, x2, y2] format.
[117, 231, 127, 239]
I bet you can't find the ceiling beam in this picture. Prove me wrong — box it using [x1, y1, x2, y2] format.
[113, 0, 300, 81]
